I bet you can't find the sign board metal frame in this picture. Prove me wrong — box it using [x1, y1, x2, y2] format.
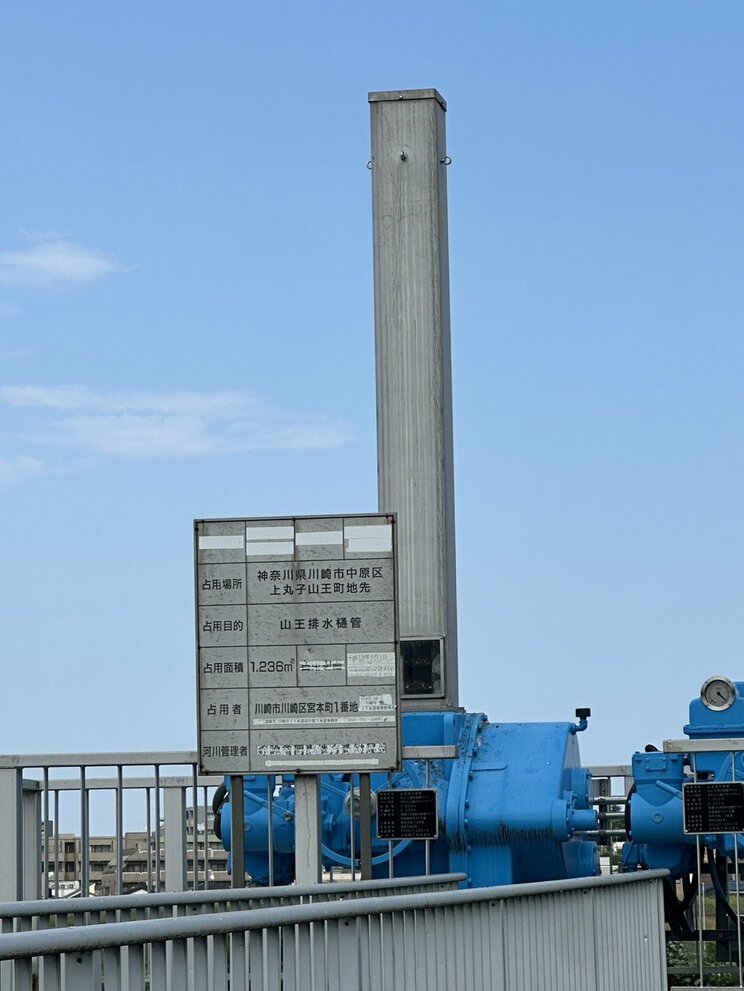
[376, 788, 439, 841]
[195, 514, 400, 775]
[682, 781, 744, 835]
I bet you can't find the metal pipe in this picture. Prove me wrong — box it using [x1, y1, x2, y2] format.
[0, 873, 466, 919]
[387, 770, 394, 878]
[154, 767, 161, 893]
[53, 790, 59, 899]
[80, 767, 89, 897]
[425, 760, 431, 876]
[116, 765, 123, 896]
[202, 785, 209, 891]
[267, 775, 274, 887]
[145, 788, 153, 893]
[359, 774, 372, 881]
[349, 774, 355, 881]
[191, 763, 199, 891]
[42, 768, 49, 899]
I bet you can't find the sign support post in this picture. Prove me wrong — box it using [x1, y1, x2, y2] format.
[230, 775, 245, 888]
[294, 774, 322, 884]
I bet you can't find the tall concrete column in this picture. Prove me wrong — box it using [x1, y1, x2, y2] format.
[369, 89, 459, 710]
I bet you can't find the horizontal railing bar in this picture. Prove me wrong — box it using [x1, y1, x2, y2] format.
[400, 746, 457, 759]
[0, 752, 200, 769]
[3, 749, 459, 769]
[664, 738, 744, 753]
[0, 874, 467, 920]
[586, 765, 633, 777]
[26, 776, 222, 791]
[0, 871, 669, 959]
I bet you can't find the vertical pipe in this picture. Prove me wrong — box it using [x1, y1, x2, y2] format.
[267, 776, 274, 887]
[349, 775, 355, 882]
[387, 771, 394, 878]
[692, 754, 704, 988]
[733, 753, 743, 983]
[53, 789, 60, 899]
[359, 774, 372, 881]
[425, 760, 431, 876]
[145, 787, 153, 893]
[80, 766, 89, 897]
[42, 767, 49, 899]
[154, 766, 162, 893]
[116, 765, 123, 896]
[203, 785, 209, 891]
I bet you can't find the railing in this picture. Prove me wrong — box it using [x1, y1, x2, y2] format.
[0, 871, 667, 991]
[0, 752, 230, 902]
[0, 750, 459, 902]
[0, 873, 465, 931]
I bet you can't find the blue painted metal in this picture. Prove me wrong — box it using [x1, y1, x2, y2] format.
[623, 680, 744, 878]
[220, 711, 599, 888]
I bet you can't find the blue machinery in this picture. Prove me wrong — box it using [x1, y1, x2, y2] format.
[216, 708, 600, 888]
[623, 675, 744, 940]
[217, 675, 744, 941]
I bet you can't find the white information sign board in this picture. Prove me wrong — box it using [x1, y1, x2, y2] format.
[195, 514, 400, 773]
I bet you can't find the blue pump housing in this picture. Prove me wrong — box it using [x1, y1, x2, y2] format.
[623, 680, 744, 878]
[219, 710, 599, 888]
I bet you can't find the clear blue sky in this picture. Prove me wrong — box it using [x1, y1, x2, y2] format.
[1, 2, 742, 768]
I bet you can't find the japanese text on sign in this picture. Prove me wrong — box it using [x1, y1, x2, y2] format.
[195, 514, 400, 774]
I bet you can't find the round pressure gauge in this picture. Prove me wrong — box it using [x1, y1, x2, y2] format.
[700, 676, 737, 712]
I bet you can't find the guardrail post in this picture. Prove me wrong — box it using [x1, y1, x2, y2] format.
[164, 786, 187, 891]
[22, 781, 41, 900]
[0, 769, 22, 901]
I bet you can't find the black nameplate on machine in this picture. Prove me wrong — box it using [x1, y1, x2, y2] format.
[377, 789, 438, 840]
[683, 782, 744, 834]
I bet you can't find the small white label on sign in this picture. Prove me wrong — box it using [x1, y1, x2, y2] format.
[347, 651, 396, 678]
[246, 525, 294, 542]
[295, 529, 343, 546]
[253, 714, 395, 726]
[359, 693, 395, 712]
[245, 541, 294, 557]
[245, 525, 295, 557]
[344, 523, 392, 553]
[199, 535, 245, 550]
[300, 657, 345, 672]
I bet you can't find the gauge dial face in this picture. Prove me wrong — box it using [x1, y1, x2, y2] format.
[700, 676, 737, 712]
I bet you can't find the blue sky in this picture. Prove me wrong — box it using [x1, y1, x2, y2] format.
[1, 2, 743, 768]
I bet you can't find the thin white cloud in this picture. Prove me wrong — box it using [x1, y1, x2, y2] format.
[0, 234, 123, 288]
[1, 386, 351, 462]
[0, 386, 260, 417]
[0, 455, 47, 487]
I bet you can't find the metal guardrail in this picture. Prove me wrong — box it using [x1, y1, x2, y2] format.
[0, 752, 220, 902]
[0, 873, 465, 930]
[0, 871, 668, 990]
[0, 751, 634, 904]
[0, 750, 470, 902]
